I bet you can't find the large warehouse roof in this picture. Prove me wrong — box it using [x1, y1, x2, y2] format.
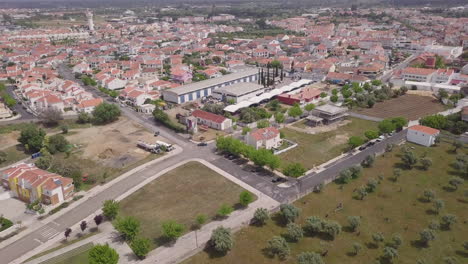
[165, 68, 258, 96]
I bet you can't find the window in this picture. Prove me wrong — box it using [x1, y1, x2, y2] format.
[179, 95, 185, 103]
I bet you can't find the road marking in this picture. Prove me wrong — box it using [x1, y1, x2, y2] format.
[37, 225, 59, 240]
[50, 221, 60, 226]
[34, 238, 44, 244]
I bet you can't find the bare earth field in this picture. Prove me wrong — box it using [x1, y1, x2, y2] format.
[66, 117, 159, 168]
[0, 130, 20, 150]
[355, 94, 445, 120]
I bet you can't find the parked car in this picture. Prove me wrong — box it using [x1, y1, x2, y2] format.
[154, 131, 160, 136]
[197, 142, 207, 146]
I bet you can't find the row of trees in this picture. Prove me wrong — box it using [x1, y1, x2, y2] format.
[420, 113, 468, 135]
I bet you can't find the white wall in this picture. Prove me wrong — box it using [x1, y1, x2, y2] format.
[407, 130, 437, 147]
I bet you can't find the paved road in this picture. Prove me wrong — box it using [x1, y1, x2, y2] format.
[0, 65, 408, 263]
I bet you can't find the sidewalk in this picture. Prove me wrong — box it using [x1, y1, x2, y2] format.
[17, 158, 280, 264]
[0, 147, 182, 252]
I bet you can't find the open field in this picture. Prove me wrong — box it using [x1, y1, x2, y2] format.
[41, 243, 93, 264]
[355, 94, 445, 120]
[65, 117, 158, 168]
[280, 117, 378, 169]
[0, 145, 28, 167]
[119, 161, 252, 249]
[186, 142, 468, 264]
[0, 130, 20, 150]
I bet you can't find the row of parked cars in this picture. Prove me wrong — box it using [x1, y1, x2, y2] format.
[222, 153, 288, 183]
[358, 132, 394, 151]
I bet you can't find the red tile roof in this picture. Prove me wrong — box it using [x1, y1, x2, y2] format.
[250, 127, 280, 141]
[409, 125, 440, 135]
[192, 109, 226, 124]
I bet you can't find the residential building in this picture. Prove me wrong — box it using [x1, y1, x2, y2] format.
[402, 67, 436, 82]
[277, 87, 321, 105]
[310, 104, 348, 125]
[0, 102, 13, 119]
[1, 163, 74, 205]
[212, 82, 264, 103]
[191, 109, 232, 131]
[246, 127, 281, 150]
[407, 125, 440, 147]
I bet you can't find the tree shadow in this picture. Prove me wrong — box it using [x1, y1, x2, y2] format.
[233, 203, 246, 211]
[410, 239, 428, 249]
[365, 242, 378, 249]
[203, 243, 229, 259]
[456, 198, 468, 204]
[455, 250, 468, 258]
[261, 247, 275, 259]
[271, 213, 287, 227]
[153, 236, 175, 248]
[342, 226, 355, 233]
[417, 197, 430, 203]
[425, 209, 438, 215]
[442, 186, 456, 192]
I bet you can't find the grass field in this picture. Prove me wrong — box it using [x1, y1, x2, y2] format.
[119, 161, 252, 249]
[39, 243, 93, 264]
[355, 94, 445, 120]
[0, 145, 28, 167]
[186, 142, 467, 264]
[279, 118, 378, 169]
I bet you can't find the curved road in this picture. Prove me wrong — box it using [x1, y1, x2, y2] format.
[0, 64, 407, 262]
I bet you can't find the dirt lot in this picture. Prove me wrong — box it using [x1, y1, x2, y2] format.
[66, 117, 161, 168]
[355, 94, 445, 120]
[0, 131, 20, 150]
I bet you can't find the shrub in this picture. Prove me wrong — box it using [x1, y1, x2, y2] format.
[102, 200, 119, 220]
[441, 214, 457, 229]
[419, 229, 436, 246]
[253, 208, 269, 225]
[210, 226, 234, 253]
[267, 236, 290, 259]
[88, 244, 119, 264]
[161, 220, 185, 241]
[296, 252, 324, 264]
[217, 204, 234, 218]
[283, 163, 306, 177]
[115, 216, 140, 241]
[286, 223, 303, 242]
[361, 154, 375, 168]
[364, 130, 379, 140]
[130, 237, 151, 259]
[92, 103, 121, 124]
[322, 220, 342, 239]
[304, 216, 324, 235]
[347, 216, 361, 232]
[18, 124, 46, 153]
[280, 204, 300, 223]
[239, 191, 254, 207]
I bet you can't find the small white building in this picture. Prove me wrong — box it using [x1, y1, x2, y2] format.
[192, 109, 232, 131]
[407, 125, 440, 147]
[246, 127, 281, 150]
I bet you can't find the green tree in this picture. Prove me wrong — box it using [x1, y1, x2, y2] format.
[423, 189, 435, 202]
[283, 163, 306, 177]
[286, 223, 303, 242]
[433, 199, 445, 214]
[330, 95, 338, 103]
[267, 236, 290, 259]
[428, 220, 440, 230]
[420, 157, 432, 170]
[419, 229, 436, 246]
[401, 150, 418, 169]
[39, 108, 63, 126]
[280, 204, 300, 224]
[130, 237, 151, 259]
[296, 251, 324, 264]
[46, 134, 69, 154]
[378, 119, 396, 134]
[366, 178, 378, 193]
[304, 216, 324, 235]
[364, 130, 379, 140]
[347, 216, 361, 232]
[352, 242, 363, 256]
[242, 126, 251, 135]
[441, 214, 457, 230]
[372, 232, 385, 247]
[304, 103, 316, 112]
[102, 200, 119, 220]
[390, 234, 403, 249]
[348, 136, 364, 149]
[355, 186, 368, 200]
[92, 103, 121, 124]
[452, 141, 463, 153]
[210, 226, 234, 253]
[18, 124, 46, 153]
[448, 176, 464, 190]
[361, 154, 375, 168]
[257, 119, 270, 129]
[88, 244, 119, 264]
[288, 105, 303, 119]
[217, 204, 234, 218]
[322, 220, 342, 239]
[275, 112, 285, 123]
[161, 220, 185, 241]
[420, 114, 447, 129]
[195, 214, 207, 229]
[239, 191, 254, 207]
[77, 112, 92, 123]
[253, 208, 269, 225]
[382, 246, 398, 263]
[115, 216, 140, 241]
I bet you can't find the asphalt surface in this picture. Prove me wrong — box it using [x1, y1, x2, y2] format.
[0, 65, 407, 263]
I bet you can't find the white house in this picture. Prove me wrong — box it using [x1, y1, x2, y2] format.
[72, 63, 90, 74]
[246, 127, 281, 150]
[104, 77, 127, 90]
[407, 125, 440, 147]
[191, 109, 232, 131]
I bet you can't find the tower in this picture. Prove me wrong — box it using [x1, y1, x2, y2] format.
[86, 9, 94, 31]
